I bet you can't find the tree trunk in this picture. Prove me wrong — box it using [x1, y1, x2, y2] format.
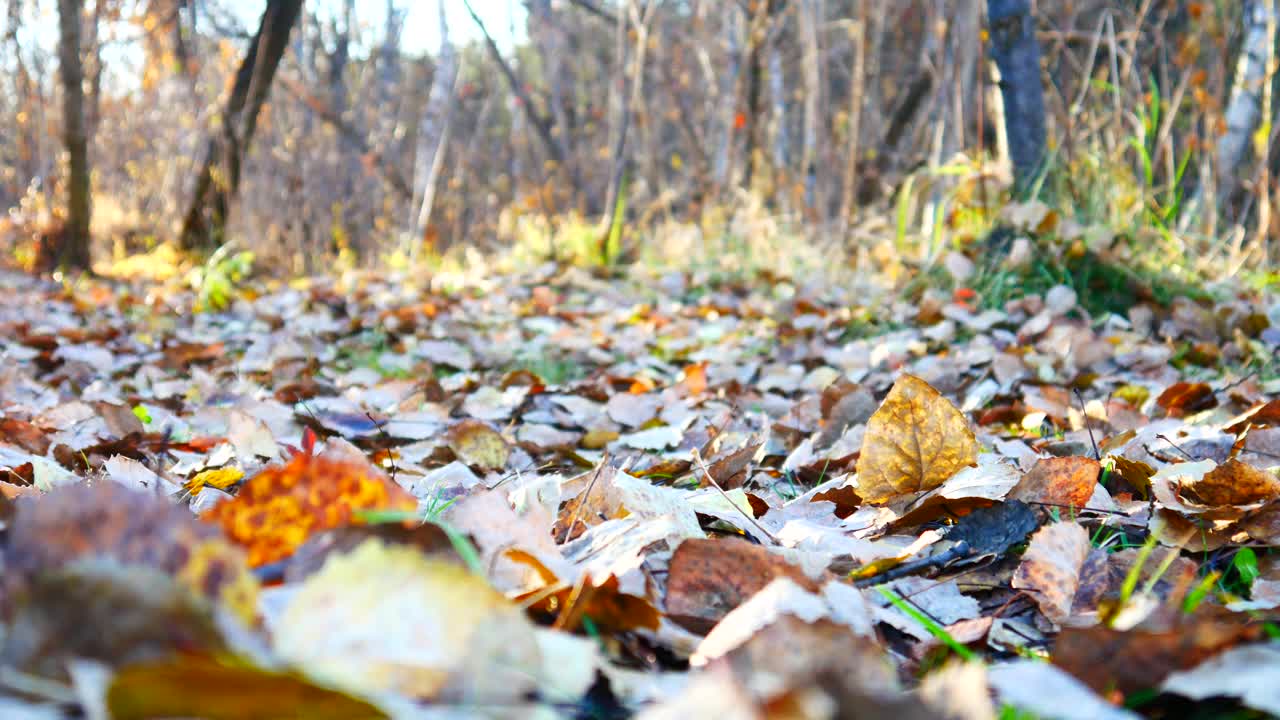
[410, 0, 459, 257]
[1216, 0, 1277, 200]
[987, 0, 1046, 196]
[179, 0, 304, 251]
[56, 0, 92, 271]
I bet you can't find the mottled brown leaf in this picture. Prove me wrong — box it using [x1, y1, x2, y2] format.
[855, 375, 978, 504]
[1011, 456, 1101, 509]
[1180, 459, 1280, 507]
[1013, 521, 1090, 623]
[665, 537, 820, 634]
[446, 419, 510, 470]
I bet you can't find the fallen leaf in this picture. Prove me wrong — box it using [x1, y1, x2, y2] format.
[1155, 382, 1217, 417]
[988, 660, 1139, 720]
[1, 559, 228, 680]
[445, 419, 510, 470]
[202, 451, 416, 567]
[4, 482, 257, 621]
[1013, 521, 1091, 623]
[1010, 456, 1101, 510]
[274, 539, 541, 701]
[1180, 459, 1280, 506]
[666, 537, 821, 634]
[855, 375, 979, 504]
[1161, 642, 1280, 716]
[1052, 609, 1261, 696]
[107, 654, 389, 720]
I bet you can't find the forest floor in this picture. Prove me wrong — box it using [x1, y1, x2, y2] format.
[2, 260, 1280, 719]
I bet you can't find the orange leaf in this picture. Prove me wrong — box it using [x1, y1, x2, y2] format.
[202, 453, 416, 568]
[680, 361, 708, 396]
[1011, 456, 1101, 509]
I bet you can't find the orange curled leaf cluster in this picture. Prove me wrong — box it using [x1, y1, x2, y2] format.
[202, 453, 416, 568]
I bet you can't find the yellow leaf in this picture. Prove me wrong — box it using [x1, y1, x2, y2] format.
[854, 375, 978, 504]
[185, 466, 244, 496]
[446, 419, 510, 470]
[274, 539, 541, 701]
[108, 654, 388, 720]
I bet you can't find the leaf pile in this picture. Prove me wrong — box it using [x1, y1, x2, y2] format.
[0, 266, 1279, 718]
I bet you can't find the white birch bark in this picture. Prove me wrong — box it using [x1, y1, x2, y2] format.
[1216, 0, 1278, 193]
[409, 0, 459, 256]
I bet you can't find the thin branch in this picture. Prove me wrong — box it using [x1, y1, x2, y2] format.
[461, 0, 567, 169]
[276, 75, 413, 200]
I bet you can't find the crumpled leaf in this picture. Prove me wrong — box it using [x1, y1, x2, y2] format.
[855, 375, 978, 504]
[273, 538, 541, 701]
[202, 451, 416, 567]
[1180, 458, 1280, 507]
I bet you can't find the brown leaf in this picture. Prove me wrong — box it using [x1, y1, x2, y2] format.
[1053, 610, 1260, 696]
[4, 482, 257, 621]
[1180, 459, 1280, 506]
[665, 537, 821, 634]
[1, 560, 229, 680]
[0, 418, 50, 455]
[855, 375, 978, 504]
[1155, 382, 1217, 417]
[1010, 456, 1101, 509]
[1225, 398, 1280, 434]
[1012, 521, 1091, 623]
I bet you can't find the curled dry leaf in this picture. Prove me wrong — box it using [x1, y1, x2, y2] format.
[202, 451, 417, 567]
[107, 654, 389, 720]
[1180, 458, 1280, 507]
[1155, 381, 1217, 417]
[855, 375, 979, 504]
[1012, 520, 1091, 624]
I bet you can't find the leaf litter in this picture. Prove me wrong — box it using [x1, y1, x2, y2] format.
[0, 266, 1278, 718]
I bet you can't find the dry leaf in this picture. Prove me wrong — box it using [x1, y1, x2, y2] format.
[1053, 609, 1261, 696]
[107, 654, 389, 720]
[665, 537, 821, 634]
[202, 451, 416, 567]
[445, 419, 510, 470]
[1012, 521, 1091, 623]
[274, 538, 541, 701]
[855, 375, 978, 504]
[1180, 459, 1280, 506]
[1010, 456, 1101, 509]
